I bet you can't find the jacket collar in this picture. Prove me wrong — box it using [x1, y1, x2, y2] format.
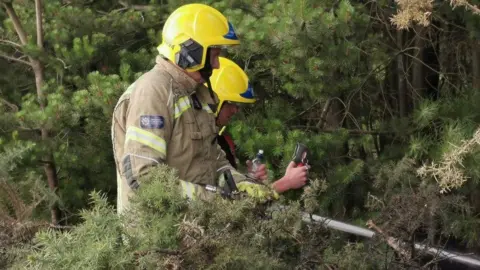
[195, 83, 218, 104]
[154, 56, 199, 95]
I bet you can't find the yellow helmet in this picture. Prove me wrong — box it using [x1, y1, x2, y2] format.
[208, 57, 256, 116]
[157, 4, 240, 72]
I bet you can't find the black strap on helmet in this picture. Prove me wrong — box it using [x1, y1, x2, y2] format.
[199, 48, 218, 102]
[199, 48, 213, 82]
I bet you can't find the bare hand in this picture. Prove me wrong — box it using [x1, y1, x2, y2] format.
[246, 160, 268, 181]
[283, 161, 309, 189]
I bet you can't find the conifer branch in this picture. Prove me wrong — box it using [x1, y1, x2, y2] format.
[285, 100, 321, 122]
[37, 160, 55, 165]
[0, 52, 31, 66]
[0, 39, 22, 48]
[291, 126, 394, 136]
[118, 0, 151, 11]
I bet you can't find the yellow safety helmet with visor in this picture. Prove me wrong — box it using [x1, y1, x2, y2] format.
[157, 4, 240, 73]
[207, 57, 256, 117]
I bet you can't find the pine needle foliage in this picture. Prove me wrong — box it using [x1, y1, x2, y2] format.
[13, 165, 399, 270]
[2, 0, 480, 269]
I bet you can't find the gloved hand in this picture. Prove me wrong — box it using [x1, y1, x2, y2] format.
[237, 180, 279, 203]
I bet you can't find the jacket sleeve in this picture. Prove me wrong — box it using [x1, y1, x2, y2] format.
[120, 79, 173, 190]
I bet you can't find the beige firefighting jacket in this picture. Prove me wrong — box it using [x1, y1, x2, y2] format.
[111, 56, 245, 213]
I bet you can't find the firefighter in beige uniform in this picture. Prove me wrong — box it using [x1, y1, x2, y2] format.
[111, 4, 268, 213]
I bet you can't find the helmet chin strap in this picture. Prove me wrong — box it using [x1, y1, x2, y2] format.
[199, 48, 220, 114]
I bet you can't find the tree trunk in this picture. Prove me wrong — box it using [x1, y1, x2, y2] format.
[470, 40, 480, 216]
[323, 97, 349, 218]
[34, 0, 60, 226]
[473, 39, 480, 90]
[397, 30, 407, 118]
[3, 0, 61, 225]
[411, 25, 426, 105]
[316, 99, 332, 129]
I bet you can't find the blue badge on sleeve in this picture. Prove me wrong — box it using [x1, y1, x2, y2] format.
[140, 115, 164, 129]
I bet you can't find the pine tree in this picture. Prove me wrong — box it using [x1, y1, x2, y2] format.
[2, 0, 480, 268]
[0, 0, 166, 225]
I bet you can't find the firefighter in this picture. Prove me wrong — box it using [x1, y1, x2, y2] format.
[208, 57, 309, 199]
[111, 3, 268, 213]
[209, 57, 254, 170]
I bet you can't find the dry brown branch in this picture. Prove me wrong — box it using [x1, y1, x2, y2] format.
[134, 248, 181, 257]
[391, 0, 480, 29]
[0, 219, 73, 249]
[391, 0, 433, 29]
[0, 97, 19, 112]
[450, 0, 480, 14]
[0, 181, 26, 220]
[48, 224, 72, 230]
[404, 52, 461, 93]
[0, 179, 53, 250]
[417, 128, 480, 193]
[0, 203, 16, 224]
[162, 255, 183, 270]
[290, 126, 394, 136]
[367, 219, 412, 260]
[118, 0, 152, 11]
[315, 99, 332, 129]
[0, 180, 47, 222]
[174, 215, 205, 249]
[286, 100, 321, 122]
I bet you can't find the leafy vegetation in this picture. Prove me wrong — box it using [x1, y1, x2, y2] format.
[1, 0, 480, 268]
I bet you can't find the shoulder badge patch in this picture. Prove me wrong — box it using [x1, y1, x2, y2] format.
[140, 115, 164, 129]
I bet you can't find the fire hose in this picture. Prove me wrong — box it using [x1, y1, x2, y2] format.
[270, 204, 480, 268]
[223, 143, 480, 268]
